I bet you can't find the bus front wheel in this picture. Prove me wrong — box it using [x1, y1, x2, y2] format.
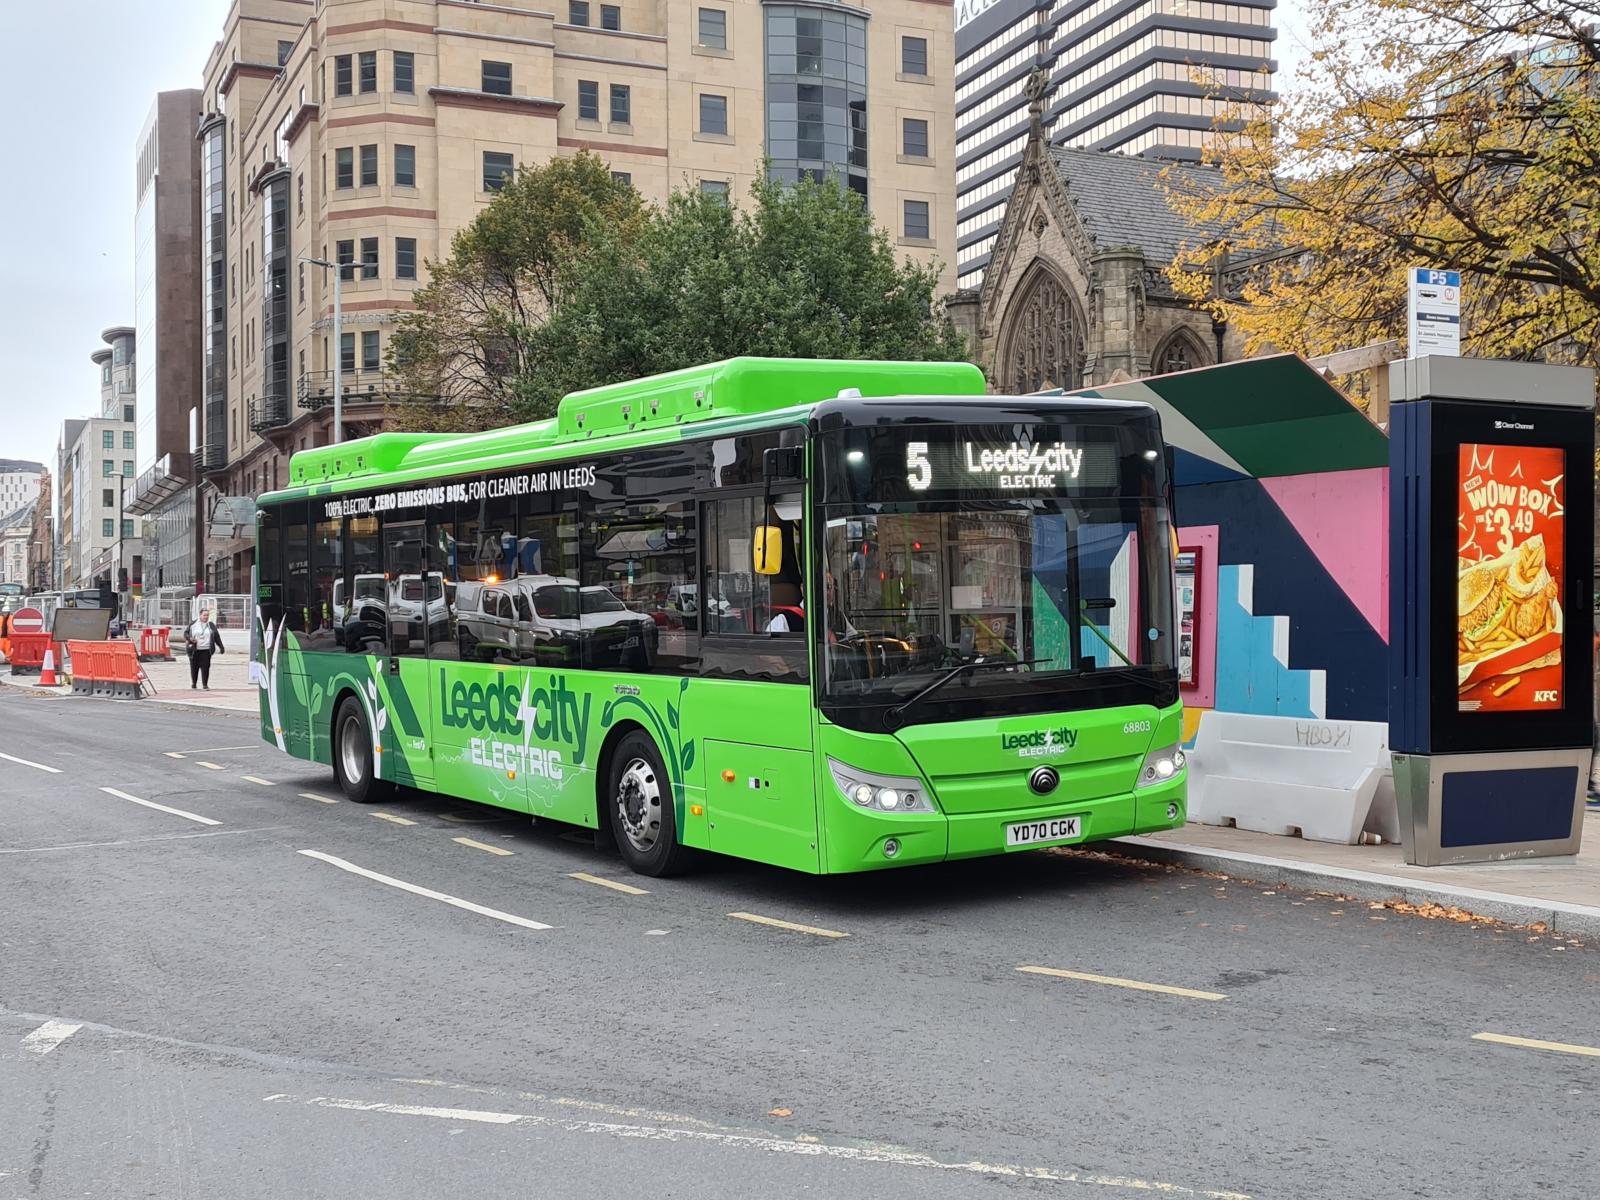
[607, 731, 695, 877]
[333, 696, 395, 804]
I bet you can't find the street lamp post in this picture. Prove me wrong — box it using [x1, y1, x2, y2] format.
[300, 256, 344, 444]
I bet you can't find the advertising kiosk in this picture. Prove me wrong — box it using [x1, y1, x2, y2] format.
[1389, 357, 1595, 865]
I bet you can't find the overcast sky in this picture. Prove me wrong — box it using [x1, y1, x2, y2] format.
[0, 1, 1311, 476]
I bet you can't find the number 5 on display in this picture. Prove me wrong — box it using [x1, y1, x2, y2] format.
[906, 442, 931, 491]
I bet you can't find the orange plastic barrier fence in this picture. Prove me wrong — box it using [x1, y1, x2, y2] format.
[137, 626, 174, 661]
[65, 640, 144, 699]
[8, 633, 58, 675]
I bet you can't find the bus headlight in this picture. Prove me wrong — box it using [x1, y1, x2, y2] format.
[828, 759, 934, 813]
[1136, 743, 1186, 789]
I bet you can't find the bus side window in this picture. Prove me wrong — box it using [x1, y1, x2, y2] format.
[345, 513, 385, 655]
[281, 503, 310, 634]
[257, 507, 284, 631]
[305, 511, 343, 652]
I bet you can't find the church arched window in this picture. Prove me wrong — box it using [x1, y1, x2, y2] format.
[998, 264, 1085, 393]
[1153, 330, 1208, 376]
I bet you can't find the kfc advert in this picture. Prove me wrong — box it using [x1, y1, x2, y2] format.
[1457, 443, 1566, 712]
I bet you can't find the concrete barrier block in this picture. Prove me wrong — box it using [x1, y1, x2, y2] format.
[1188, 711, 1391, 845]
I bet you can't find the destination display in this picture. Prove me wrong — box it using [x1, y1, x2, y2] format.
[862, 427, 1124, 501]
[1456, 442, 1566, 713]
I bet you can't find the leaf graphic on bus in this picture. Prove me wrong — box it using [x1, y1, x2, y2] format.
[680, 741, 696, 773]
[667, 703, 679, 730]
[600, 700, 616, 728]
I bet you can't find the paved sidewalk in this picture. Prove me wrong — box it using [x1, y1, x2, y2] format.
[1109, 811, 1600, 936]
[0, 652, 258, 714]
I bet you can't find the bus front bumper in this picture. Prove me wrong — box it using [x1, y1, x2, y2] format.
[821, 776, 1187, 873]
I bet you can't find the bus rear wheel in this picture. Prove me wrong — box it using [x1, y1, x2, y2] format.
[607, 731, 695, 877]
[333, 696, 394, 804]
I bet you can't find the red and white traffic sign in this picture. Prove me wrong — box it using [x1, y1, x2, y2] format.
[9, 607, 44, 634]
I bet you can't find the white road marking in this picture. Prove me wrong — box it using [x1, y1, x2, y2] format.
[0, 827, 281, 855]
[371, 812, 417, 826]
[171, 745, 255, 755]
[570, 872, 647, 895]
[1473, 1031, 1600, 1059]
[298, 850, 552, 930]
[299, 792, 338, 804]
[0, 750, 62, 774]
[728, 911, 847, 939]
[264, 1093, 1249, 1197]
[1017, 965, 1228, 1002]
[164, 752, 187, 759]
[195, 761, 225, 770]
[453, 837, 513, 857]
[100, 787, 222, 827]
[22, 1020, 82, 1056]
[241, 775, 275, 786]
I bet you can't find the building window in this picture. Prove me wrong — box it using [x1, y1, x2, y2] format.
[601, 4, 621, 30]
[610, 83, 631, 125]
[483, 151, 514, 192]
[611, 170, 632, 185]
[698, 7, 727, 49]
[482, 60, 512, 95]
[902, 117, 929, 158]
[122, 461, 134, 478]
[359, 143, 378, 187]
[122, 519, 134, 539]
[394, 143, 416, 187]
[359, 51, 377, 93]
[102, 430, 114, 449]
[123, 431, 135, 450]
[699, 93, 728, 136]
[396, 237, 418, 280]
[336, 238, 355, 281]
[578, 79, 599, 121]
[700, 179, 731, 202]
[1157, 336, 1199, 375]
[277, 39, 293, 67]
[340, 332, 356, 374]
[334, 54, 352, 96]
[298, 261, 305, 303]
[361, 330, 381, 372]
[335, 147, 354, 189]
[103, 519, 115, 538]
[297, 171, 305, 214]
[394, 50, 414, 94]
[903, 199, 929, 240]
[102, 489, 115, 508]
[1000, 268, 1085, 392]
[765, 5, 868, 198]
[901, 35, 928, 77]
[123, 404, 134, 422]
[569, 0, 590, 25]
[102, 460, 114, 477]
[361, 236, 379, 280]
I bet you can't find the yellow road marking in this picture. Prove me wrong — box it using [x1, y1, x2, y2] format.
[371, 813, 417, 826]
[195, 761, 225, 770]
[1017, 965, 1228, 1002]
[453, 837, 513, 857]
[570, 872, 648, 895]
[164, 752, 186, 759]
[299, 792, 338, 804]
[728, 911, 848, 939]
[1473, 1032, 1600, 1059]
[241, 775, 274, 786]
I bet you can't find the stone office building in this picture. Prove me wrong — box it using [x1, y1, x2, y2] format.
[197, 0, 960, 592]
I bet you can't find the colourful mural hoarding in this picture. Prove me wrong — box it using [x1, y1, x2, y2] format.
[1457, 443, 1566, 713]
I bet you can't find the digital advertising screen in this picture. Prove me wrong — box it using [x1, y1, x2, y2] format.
[1456, 443, 1566, 713]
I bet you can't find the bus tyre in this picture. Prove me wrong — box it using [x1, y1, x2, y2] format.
[333, 696, 394, 804]
[607, 731, 694, 877]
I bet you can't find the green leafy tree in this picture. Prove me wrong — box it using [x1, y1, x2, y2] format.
[387, 151, 643, 431]
[1165, 0, 1600, 377]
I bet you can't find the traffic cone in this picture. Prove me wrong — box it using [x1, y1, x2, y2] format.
[39, 647, 58, 687]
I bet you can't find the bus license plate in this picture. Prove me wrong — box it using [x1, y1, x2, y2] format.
[1005, 816, 1082, 848]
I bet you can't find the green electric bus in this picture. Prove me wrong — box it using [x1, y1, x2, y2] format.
[254, 357, 1187, 876]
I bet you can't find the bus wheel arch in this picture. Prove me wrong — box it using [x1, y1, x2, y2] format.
[594, 722, 697, 877]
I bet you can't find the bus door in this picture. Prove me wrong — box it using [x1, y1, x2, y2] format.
[380, 521, 435, 788]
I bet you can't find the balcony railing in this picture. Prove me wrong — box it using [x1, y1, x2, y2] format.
[296, 369, 405, 411]
[248, 396, 290, 433]
[197, 443, 229, 473]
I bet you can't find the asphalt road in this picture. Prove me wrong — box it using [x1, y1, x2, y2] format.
[1, 687, 1596, 1200]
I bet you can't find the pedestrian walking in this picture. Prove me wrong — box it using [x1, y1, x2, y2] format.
[184, 608, 225, 690]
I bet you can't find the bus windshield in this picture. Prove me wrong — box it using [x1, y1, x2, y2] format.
[817, 416, 1176, 727]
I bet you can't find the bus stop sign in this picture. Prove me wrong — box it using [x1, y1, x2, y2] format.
[10, 607, 44, 634]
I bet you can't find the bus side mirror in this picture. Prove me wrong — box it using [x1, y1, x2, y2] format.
[753, 526, 784, 576]
[763, 447, 803, 481]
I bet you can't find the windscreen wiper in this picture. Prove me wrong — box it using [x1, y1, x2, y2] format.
[883, 658, 1048, 730]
